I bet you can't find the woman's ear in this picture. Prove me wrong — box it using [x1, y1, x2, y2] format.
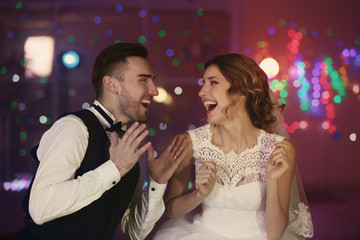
[103, 76, 119, 94]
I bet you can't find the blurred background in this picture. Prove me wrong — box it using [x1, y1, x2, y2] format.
[0, 0, 359, 239]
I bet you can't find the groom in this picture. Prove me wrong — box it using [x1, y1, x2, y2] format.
[16, 42, 188, 240]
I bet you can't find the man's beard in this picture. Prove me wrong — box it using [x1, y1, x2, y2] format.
[119, 87, 148, 123]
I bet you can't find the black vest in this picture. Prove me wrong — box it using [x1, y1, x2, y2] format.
[17, 109, 140, 240]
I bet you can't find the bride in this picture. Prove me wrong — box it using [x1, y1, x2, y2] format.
[153, 54, 313, 240]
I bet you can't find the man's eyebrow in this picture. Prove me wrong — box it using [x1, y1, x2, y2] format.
[137, 74, 156, 79]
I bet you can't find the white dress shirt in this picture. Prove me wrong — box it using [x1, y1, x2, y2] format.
[29, 100, 166, 239]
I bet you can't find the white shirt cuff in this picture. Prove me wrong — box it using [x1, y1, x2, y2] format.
[95, 160, 121, 191]
[148, 176, 166, 199]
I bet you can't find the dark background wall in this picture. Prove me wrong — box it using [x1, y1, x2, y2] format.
[0, 0, 359, 239]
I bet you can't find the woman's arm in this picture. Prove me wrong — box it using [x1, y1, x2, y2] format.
[164, 133, 217, 219]
[265, 139, 296, 240]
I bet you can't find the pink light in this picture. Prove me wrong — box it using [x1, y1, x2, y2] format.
[288, 126, 295, 133]
[329, 125, 337, 133]
[322, 121, 330, 129]
[299, 121, 308, 129]
[292, 121, 300, 129]
[288, 29, 296, 37]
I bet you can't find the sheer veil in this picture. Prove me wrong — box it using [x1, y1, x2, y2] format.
[269, 90, 314, 239]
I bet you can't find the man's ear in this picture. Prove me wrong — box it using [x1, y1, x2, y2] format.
[103, 76, 119, 94]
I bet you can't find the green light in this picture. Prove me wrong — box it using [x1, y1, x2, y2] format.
[303, 82, 310, 90]
[203, 35, 210, 43]
[158, 29, 166, 38]
[148, 128, 155, 136]
[15, 117, 22, 124]
[188, 181, 192, 190]
[334, 95, 342, 104]
[326, 28, 333, 36]
[307, 49, 314, 57]
[299, 76, 306, 84]
[45, 117, 52, 125]
[197, 62, 204, 70]
[15, 1, 22, 9]
[17, 34, 23, 40]
[40, 77, 48, 83]
[67, 35, 75, 43]
[138, 35, 146, 43]
[298, 89, 307, 98]
[20, 131, 27, 140]
[355, 38, 360, 45]
[278, 98, 287, 105]
[330, 71, 339, 80]
[278, 18, 286, 26]
[257, 40, 265, 48]
[172, 59, 180, 67]
[182, 28, 190, 36]
[271, 79, 279, 88]
[20, 58, 26, 66]
[92, 34, 100, 42]
[1, 66, 7, 74]
[197, 8, 204, 16]
[338, 89, 345, 96]
[280, 80, 287, 89]
[10, 101, 17, 109]
[297, 61, 305, 68]
[280, 90, 288, 98]
[299, 28, 307, 36]
[324, 56, 333, 65]
[300, 102, 310, 111]
[114, 40, 122, 44]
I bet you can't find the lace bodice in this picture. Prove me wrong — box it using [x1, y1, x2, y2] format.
[190, 124, 284, 189]
[188, 124, 284, 239]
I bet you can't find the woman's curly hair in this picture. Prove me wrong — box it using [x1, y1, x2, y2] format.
[204, 54, 276, 131]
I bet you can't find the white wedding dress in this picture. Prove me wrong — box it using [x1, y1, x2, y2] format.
[153, 124, 313, 240]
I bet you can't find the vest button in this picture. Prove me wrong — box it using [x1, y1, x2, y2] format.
[151, 187, 155, 191]
[112, 181, 116, 185]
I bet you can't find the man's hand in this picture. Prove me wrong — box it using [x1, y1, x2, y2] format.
[109, 122, 151, 177]
[147, 134, 188, 184]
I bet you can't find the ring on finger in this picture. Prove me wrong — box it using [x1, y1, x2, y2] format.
[173, 155, 177, 160]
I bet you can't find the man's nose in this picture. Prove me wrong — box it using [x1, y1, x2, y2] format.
[149, 81, 159, 96]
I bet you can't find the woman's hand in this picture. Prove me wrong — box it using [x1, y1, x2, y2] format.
[195, 162, 217, 200]
[266, 141, 291, 182]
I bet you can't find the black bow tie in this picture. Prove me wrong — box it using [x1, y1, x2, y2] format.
[105, 122, 126, 137]
[92, 104, 126, 137]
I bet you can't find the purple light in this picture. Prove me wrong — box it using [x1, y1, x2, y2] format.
[312, 69, 320, 77]
[94, 16, 102, 24]
[312, 99, 320, 107]
[289, 21, 296, 29]
[342, 49, 349, 57]
[349, 48, 357, 57]
[105, 29, 113, 37]
[268, 27, 276, 36]
[312, 30, 319, 38]
[116, 4, 124, 13]
[166, 49, 174, 57]
[152, 15, 159, 23]
[337, 39, 344, 47]
[224, 38, 231, 45]
[139, 10, 147, 18]
[54, 28, 62, 36]
[7, 30, 14, 38]
[243, 46, 251, 54]
[313, 84, 321, 91]
[313, 91, 321, 98]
